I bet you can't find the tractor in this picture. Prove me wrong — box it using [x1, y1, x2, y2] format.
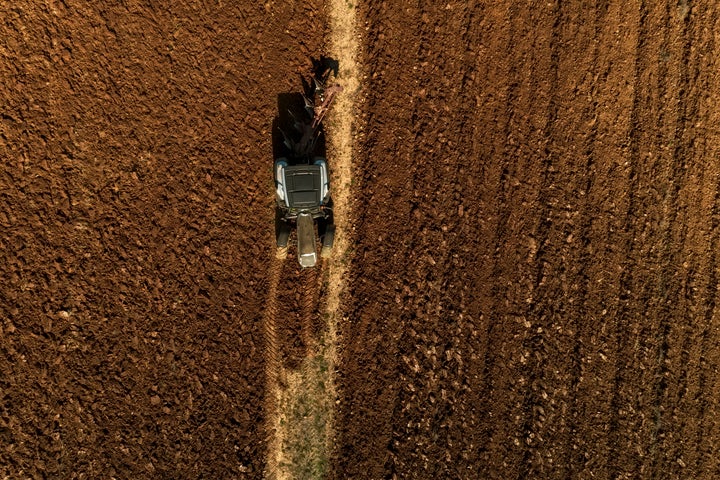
[274, 71, 342, 268]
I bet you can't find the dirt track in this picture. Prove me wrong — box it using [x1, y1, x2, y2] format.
[4, 0, 720, 479]
[336, 1, 720, 478]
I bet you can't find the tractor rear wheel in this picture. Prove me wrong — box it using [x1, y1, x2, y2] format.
[321, 224, 335, 258]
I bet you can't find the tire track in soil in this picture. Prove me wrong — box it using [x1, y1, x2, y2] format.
[553, 2, 604, 474]
[607, 1, 686, 474]
[646, 2, 691, 472]
[275, 260, 307, 370]
[263, 255, 285, 480]
[301, 262, 321, 350]
[682, 9, 720, 475]
[264, 255, 328, 479]
[515, 1, 561, 475]
[479, 3, 564, 474]
[605, 1, 650, 475]
[554, 2, 635, 476]
[472, 5, 527, 474]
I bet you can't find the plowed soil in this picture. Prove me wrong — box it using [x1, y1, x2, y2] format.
[336, 1, 720, 479]
[5, 0, 720, 479]
[0, 1, 324, 478]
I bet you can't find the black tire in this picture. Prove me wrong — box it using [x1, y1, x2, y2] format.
[277, 222, 291, 248]
[322, 223, 335, 249]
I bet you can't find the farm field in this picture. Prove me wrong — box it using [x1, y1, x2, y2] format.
[3, 1, 720, 479]
[0, 1, 325, 477]
[336, 1, 720, 479]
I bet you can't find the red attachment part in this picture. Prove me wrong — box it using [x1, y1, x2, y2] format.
[311, 83, 343, 131]
[292, 82, 343, 158]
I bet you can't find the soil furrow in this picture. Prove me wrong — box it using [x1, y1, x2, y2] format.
[606, 2, 650, 475]
[648, 3, 696, 475]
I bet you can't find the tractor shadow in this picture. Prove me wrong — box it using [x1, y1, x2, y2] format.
[271, 56, 338, 163]
[272, 92, 325, 162]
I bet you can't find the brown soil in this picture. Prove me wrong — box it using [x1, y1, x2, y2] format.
[0, 1, 324, 478]
[336, 1, 720, 479]
[5, 0, 720, 479]
[275, 261, 324, 371]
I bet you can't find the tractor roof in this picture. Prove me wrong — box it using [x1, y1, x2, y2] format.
[284, 164, 323, 209]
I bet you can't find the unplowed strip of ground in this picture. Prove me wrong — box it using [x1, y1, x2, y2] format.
[323, 0, 360, 472]
[301, 265, 321, 350]
[336, 0, 720, 478]
[0, 1, 322, 478]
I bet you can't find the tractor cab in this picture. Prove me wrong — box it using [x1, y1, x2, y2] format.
[274, 158, 330, 218]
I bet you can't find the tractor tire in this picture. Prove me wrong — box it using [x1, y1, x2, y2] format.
[321, 224, 335, 258]
[277, 222, 291, 248]
[322, 224, 335, 248]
